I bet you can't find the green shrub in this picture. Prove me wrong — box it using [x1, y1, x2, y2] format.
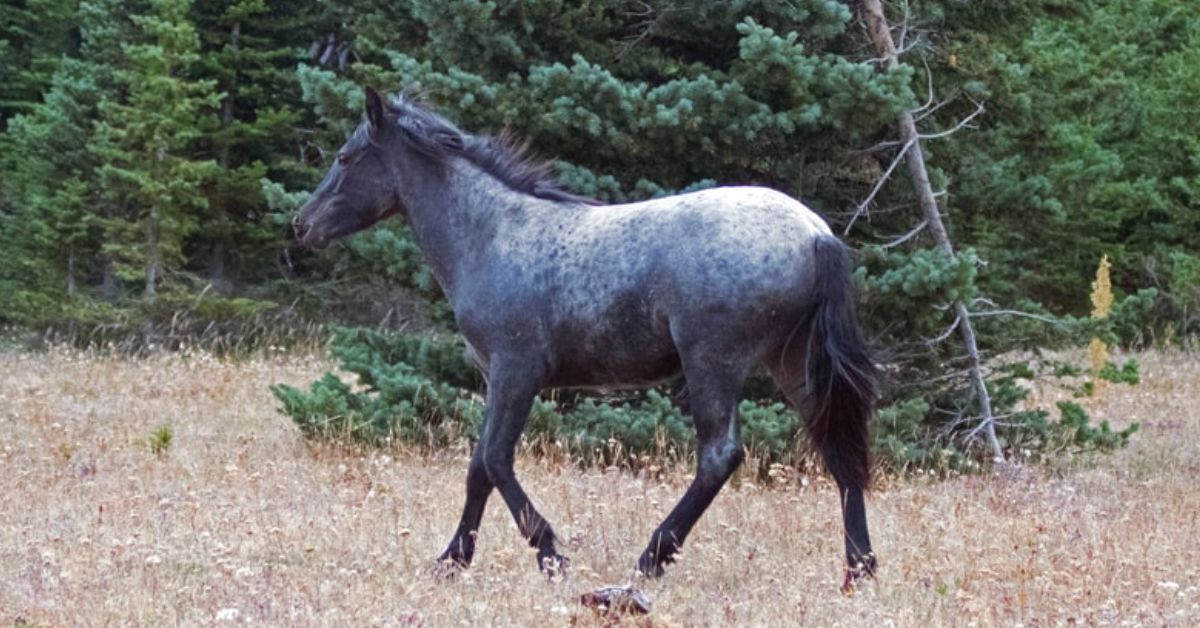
[136, 424, 173, 456]
[1054, 401, 1139, 452]
[271, 328, 484, 446]
[273, 325, 1140, 478]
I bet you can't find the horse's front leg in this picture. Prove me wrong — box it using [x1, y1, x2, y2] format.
[437, 443, 493, 569]
[476, 355, 567, 573]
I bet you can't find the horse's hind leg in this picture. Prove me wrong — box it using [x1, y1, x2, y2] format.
[637, 355, 751, 577]
[473, 355, 567, 573]
[769, 349, 876, 587]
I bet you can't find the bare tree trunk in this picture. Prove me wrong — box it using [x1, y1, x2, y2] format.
[860, 0, 1005, 461]
[209, 242, 229, 294]
[99, 200, 120, 301]
[219, 22, 240, 171]
[145, 205, 159, 301]
[100, 256, 118, 301]
[66, 247, 76, 298]
[209, 21, 241, 295]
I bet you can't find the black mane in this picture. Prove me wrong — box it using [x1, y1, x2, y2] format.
[385, 95, 598, 205]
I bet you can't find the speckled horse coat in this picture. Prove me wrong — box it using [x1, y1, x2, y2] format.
[294, 88, 879, 586]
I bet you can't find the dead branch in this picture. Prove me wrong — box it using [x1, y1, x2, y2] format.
[618, 2, 683, 58]
[880, 219, 928, 248]
[926, 312, 963, 346]
[919, 100, 986, 141]
[912, 55, 936, 114]
[861, 0, 1005, 462]
[854, 137, 905, 155]
[969, 309, 1064, 326]
[844, 139, 914, 235]
[855, 73, 974, 156]
[913, 89, 962, 122]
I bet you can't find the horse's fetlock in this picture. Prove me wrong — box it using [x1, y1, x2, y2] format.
[438, 541, 474, 568]
[841, 551, 878, 594]
[636, 553, 667, 579]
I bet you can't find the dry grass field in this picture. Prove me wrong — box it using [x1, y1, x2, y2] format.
[1, 349, 1197, 626]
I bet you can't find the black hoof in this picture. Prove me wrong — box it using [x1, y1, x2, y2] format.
[434, 541, 474, 580]
[636, 554, 668, 579]
[437, 545, 472, 568]
[841, 552, 877, 594]
[538, 551, 570, 578]
[432, 557, 466, 580]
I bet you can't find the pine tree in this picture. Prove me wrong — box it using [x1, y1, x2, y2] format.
[0, 1, 127, 319]
[0, 0, 77, 126]
[293, 0, 914, 207]
[930, 0, 1200, 314]
[0, 74, 89, 311]
[92, 0, 220, 300]
[192, 0, 322, 292]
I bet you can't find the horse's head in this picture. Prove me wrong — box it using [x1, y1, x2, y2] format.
[293, 87, 406, 248]
[294, 86, 582, 247]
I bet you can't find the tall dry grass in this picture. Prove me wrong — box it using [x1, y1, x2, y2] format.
[0, 348, 1197, 626]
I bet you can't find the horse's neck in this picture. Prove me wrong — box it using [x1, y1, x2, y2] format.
[401, 160, 532, 304]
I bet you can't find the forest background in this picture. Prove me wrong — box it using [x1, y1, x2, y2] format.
[2, 0, 1196, 470]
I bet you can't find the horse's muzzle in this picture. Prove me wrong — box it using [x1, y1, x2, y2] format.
[292, 198, 332, 248]
[297, 229, 328, 249]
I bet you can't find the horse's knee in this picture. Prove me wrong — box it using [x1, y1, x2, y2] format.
[698, 434, 744, 484]
[480, 445, 513, 486]
[715, 438, 745, 473]
[724, 442, 745, 478]
[464, 456, 491, 493]
[730, 443, 745, 471]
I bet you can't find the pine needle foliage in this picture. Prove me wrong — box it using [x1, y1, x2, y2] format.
[273, 326, 1137, 477]
[4, 0, 1176, 471]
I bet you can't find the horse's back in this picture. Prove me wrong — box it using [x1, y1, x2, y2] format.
[639, 186, 831, 239]
[541, 185, 832, 307]
[545, 187, 828, 364]
[597, 185, 829, 263]
[620, 186, 831, 300]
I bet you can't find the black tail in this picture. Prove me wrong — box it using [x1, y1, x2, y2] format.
[803, 235, 877, 490]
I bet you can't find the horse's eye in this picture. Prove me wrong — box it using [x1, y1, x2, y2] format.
[337, 153, 352, 166]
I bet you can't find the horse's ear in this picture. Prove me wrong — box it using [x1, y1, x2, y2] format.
[365, 87, 385, 131]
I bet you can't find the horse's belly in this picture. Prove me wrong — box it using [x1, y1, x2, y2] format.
[548, 349, 681, 389]
[546, 321, 680, 389]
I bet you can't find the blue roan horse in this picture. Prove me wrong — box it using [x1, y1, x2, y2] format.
[294, 88, 879, 587]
